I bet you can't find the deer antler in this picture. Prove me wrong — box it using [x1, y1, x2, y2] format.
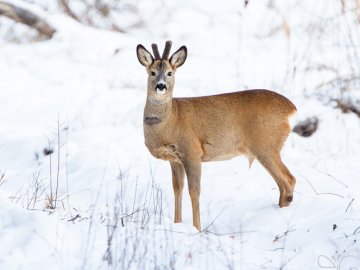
[151, 43, 161, 60]
[162, 40, 172, 60]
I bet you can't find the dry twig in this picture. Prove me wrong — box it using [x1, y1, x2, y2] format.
[0, 1, 56, 38]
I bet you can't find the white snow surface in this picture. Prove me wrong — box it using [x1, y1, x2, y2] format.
[0, 0, 360, 269]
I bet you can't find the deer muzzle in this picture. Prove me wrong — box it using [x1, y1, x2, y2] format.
[156, 80, 167, 95]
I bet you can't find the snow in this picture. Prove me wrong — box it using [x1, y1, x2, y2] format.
[1, 0, 360, 269]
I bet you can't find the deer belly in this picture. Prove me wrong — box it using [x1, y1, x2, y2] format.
[201, 141, 244, 162]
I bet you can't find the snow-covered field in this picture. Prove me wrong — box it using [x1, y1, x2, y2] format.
[0, 0, 360, 269]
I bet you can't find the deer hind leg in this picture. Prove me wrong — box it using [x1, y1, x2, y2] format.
[170, 161, 185, 223]
[257, 153, 296, 207]
[183, 158, 202, 231]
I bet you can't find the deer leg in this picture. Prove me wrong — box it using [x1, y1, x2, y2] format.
[170, 161, 185, 223]
[257, 154, 296, 207]
[183, 158, 202, 231]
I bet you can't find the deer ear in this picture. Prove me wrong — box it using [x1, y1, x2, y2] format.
[137, 44, 154, 67]
[169, 46, 187, 68]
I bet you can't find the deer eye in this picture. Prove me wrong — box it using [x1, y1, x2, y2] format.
[167, 72, 172, 76]
[151, 71, 156, 76]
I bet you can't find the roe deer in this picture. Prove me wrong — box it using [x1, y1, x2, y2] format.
[136, 41, 297, 231]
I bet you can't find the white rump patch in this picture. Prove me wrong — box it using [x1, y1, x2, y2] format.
[288, 112, 297, 131]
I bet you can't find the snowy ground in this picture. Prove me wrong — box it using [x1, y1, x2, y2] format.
[0, 0, 360, 269]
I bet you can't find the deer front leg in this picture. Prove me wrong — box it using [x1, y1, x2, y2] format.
[183, 157, 202, 231]
[170, 161, 185, 223]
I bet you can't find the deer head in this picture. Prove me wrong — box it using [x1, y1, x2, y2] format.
[137, 41, 187, 103]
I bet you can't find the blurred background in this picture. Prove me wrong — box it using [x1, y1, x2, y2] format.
[2, 0, 359, 99]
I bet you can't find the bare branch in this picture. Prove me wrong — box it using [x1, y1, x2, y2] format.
[58, 0, 80, 22]
[0, 1, 56, 38]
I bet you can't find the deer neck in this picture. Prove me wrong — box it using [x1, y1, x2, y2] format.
[144, 94, 173, 126]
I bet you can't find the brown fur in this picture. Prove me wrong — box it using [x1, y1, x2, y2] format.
[137, 41, 297, 231]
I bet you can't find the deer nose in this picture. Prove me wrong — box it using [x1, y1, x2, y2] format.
[156, 83, 167, 91]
